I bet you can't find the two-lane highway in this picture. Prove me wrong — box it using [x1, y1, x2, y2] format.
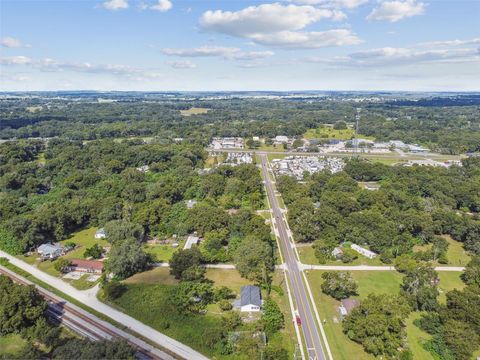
[260, 154, 326, 360]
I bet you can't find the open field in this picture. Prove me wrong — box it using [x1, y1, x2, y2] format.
[0, 334, 27, 357]
[258, 143, 285, 152]
[437, 271, 465, 304]
[413, 235, 471, 267]
[180, 107, 210, 116]
[117, 268, 297, 359]
[304, 125, 357, 140]
[125, 267, 179, 285]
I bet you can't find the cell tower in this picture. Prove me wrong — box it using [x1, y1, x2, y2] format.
[354, 108, 361, 154]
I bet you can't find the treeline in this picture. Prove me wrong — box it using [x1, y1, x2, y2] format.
[277, 158, 480, 263]
[0, 273, 134, 359]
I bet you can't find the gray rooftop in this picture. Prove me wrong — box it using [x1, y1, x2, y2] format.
[239, 285, 262, 307]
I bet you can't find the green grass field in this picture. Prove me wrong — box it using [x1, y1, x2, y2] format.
[143, 241, 184, 262]
[304, 125, 360, 140]
[258, 143, 286, 152]
[117, 268, 297, 358]
[414, 235, 471, 266]
[0, 334, 27, 357]
[405, 312, 433, 360]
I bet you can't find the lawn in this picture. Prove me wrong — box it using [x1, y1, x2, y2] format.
[124, 267, 179, 285]
[267, 154, 287, 161]
[437, 271, 465, 304]
[297, 244, 384, 266]
[0, 334, 27, 357]
[179, 107, 210, 116]
[305, 270, 403, 360]
[205, 268, 251, 294]
[444, 235, 471, 266]
[405, 312, 433, 360]
[304, 125, 358, 140]
[413, 235, 471, 266]
[143, 241, 184, 262]
[258, 142, 285, 152]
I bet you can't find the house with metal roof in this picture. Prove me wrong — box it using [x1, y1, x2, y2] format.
[234, 285, 262, 312]
[37, 243, 63, 260]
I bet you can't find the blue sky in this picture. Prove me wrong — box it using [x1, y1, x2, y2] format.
[1, 0, 479, 91]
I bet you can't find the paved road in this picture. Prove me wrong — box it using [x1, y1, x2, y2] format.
[260, 154, 326, 360]
[302, 264, 465, 271]
[0, 250, 208, 360]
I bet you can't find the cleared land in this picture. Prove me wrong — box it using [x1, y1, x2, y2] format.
[143, 241, 184, 263]
[180, 107, 210, 116]
[112, 268, 297, 359]
[303, 125, 370, 141]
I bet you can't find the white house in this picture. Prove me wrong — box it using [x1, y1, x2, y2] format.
[275, 135, 289, 143]
[95, 228, 106, 239]
[351, 244, 377, 259]
[234, 285, 262, 312]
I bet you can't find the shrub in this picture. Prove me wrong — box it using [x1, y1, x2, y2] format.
[218, 299, 233, 311]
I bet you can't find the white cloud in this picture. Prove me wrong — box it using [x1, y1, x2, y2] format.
[0, 37, 27, 48]
[418, 38, 480, 48]
[102, 0, 129, 10]
[166, 60, 196, 69]
[249, 29, 361, 48]
[161, 46, 274, 60]
[0, 55, 163, 80]
[0, 56, 33, 65]
[199, 3, 351, 49]
[200, 3, 345, 36]
[150, 0, 172, 12]
[290, 0, 369, 9]
[318, 46, 480, 67]
[367, 0, 425, 22]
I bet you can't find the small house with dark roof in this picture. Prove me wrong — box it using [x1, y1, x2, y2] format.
[234, 285, 262, 312]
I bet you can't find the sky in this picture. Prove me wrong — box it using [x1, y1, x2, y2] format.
[0, 0, 479, 91]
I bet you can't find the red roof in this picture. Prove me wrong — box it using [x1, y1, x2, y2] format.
[70, 259, 104, 271]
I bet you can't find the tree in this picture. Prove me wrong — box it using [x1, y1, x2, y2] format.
[84, 243, 103, 259]
[103, 220, 144, 244]
[106, 240, 152, 280]
[321, 271, 358, 300]
[461, 256, 480, 286]
[169, 247, 204, 281]
[262, 299, 284, 334]
[264, 344, 289, 360]
[54, 258, 72, 273]
[0, 227, 23, 255]
[170, 281, 214, 314]
[340, 248, 358, 263]
[401, 263, 439, 311]
[234, 235, 273, 284]
[343, 294, 411, 358]
[0, 275, 47, 335]
[218, 299, 233, 311]
[333, 121, 348, 130]
[52, 339, 135, 360]
[221, 311, 243, 332]
[103, 280, 126, 300]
